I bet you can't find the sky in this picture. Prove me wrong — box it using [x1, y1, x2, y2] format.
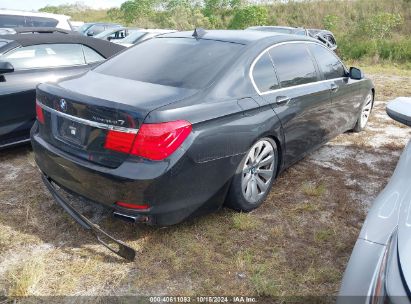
[0, 0, 127, 11]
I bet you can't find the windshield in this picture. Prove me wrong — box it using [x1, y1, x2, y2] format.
[95, 37, 243, 89]
[118, 31, 146, 44]
[94, 29, 115, 39]
[78, 23, 93, 34]
[0, 41, 9, 54]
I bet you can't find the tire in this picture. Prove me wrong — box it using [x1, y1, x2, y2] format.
[353, 91, 374, 133]
[226, 137, 278, 212]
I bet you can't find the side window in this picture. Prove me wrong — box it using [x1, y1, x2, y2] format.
[82, 46, 105, 64]
[0, 15, 27, 27]
[3, 44, 86, 70]
[310, 44, 345, 80]
[27, 16, 58, 28]
[90, 25, 105, 35]
[269, 44, 319, 88]
[252, 52, 279, 93]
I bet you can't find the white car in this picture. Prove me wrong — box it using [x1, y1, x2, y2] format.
[115, 29, 177, 47]
[0, 10, 72, 31]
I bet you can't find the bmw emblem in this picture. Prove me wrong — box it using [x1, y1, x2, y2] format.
[60, 99, 67, 112]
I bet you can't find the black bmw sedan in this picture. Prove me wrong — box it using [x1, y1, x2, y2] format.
[0, 28, 125, 148]
[32, 30, 374, 229]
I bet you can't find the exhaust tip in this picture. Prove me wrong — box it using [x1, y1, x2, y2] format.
[113, 211, 150, 223]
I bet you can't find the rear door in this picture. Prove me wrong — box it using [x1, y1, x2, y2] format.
[0, 43, 104, 145]
[256, 42, 333, 166]
[308, 43, 361, 135]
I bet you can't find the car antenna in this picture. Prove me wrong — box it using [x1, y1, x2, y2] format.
[193, 28, 206, 40]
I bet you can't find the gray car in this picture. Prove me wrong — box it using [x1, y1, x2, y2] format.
[338, 97, 411, 303]
[247, 26, 337, 50]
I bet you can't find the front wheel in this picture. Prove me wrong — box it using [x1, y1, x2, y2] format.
[225, 137, 278, 212]
[353, 91, 373, 132]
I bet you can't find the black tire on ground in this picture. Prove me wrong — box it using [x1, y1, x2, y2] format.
[225, 137, 279, 212]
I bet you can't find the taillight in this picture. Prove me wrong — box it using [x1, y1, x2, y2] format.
[131, 120, 192, 161]
[115, 201, 150, 210]
[104, 120, 192, 161]
[104, 130, 135, 154]
[36, 100, 45, 124]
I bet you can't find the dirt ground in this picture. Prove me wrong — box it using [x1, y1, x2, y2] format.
[0, 70, 410, 299]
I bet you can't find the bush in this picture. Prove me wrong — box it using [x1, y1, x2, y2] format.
[229, 5, 268, 29]
[338, 38, 411, 62]
[322, 14, 339, 31]
[364, 12, 403, 39]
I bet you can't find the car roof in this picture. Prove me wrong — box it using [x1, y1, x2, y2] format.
[160, 29, 314, 45]
[0, 9, 70, 20]
[0, 33, 125, 58]
[139, 29, 176, 34]
[249, 25, 303, 30]
[11, 27, 74, 34]
[84, 22, 122, 26]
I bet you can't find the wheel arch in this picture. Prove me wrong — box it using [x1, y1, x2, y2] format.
[265, 134, 283, 178]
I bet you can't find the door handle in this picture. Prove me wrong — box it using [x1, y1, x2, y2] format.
[330, 83, 339, 92]
[276, 96, 291, 105]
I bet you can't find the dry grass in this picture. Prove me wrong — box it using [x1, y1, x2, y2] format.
[232, 212, 262, 231]
[302, 183, 326, 198]
[0, 70, 410, 298]
[6, 257, 45, 297]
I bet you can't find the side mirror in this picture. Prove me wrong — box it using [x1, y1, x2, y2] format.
[386, 97, 411, 127]
[0, 61, 14, 74]
[349, 67, 364, 80]
[86, 30, 94, 37]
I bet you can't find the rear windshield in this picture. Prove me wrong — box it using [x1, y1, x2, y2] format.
[0, 14, 58, 28]
[94, 37, 243, 89]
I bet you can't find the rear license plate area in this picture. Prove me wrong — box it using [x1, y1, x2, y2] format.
[56, 116, 88, 146]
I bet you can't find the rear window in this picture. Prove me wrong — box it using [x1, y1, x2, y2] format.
[27, 16, 58, 28]
[3, 44, 86, 70]
[95, 37, 243, 89]
[0, 14, 26, 27]
[262, 27, 294, 34]
[0, 15, 58, 28]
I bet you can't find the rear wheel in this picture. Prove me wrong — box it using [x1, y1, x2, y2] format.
[353, 91, 373, 132]
[226, 138, 278, 212]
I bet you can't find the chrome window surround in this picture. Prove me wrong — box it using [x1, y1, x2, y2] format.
[38, 102, 139, 134]
[249, 41, 348, 96]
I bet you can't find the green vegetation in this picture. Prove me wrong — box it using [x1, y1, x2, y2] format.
[39, 0, 411, 64]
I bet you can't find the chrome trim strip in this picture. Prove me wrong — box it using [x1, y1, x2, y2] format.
[249, 40, 348, 96]
[260, 78, 345, 96]
[0, 138, 30, 148]
[38, 103, 139, 134]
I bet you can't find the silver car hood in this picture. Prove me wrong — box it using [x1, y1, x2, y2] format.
[359, 140, 411, 245]
[358, 139, 411, 288]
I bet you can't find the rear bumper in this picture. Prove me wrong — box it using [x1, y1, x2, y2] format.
[31, 122, 237, 225]
[41, 174, 136, 260]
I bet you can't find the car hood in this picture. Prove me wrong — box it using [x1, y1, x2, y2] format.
[395, 140, 411, 291]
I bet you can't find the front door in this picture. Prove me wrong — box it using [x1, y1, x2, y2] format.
[261, 42, 333, 166]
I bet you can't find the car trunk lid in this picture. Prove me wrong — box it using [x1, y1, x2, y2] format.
[36, 71, 197, 168]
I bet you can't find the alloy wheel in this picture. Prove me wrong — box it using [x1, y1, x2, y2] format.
[360, 94, 373, 128]
[241, 140, 275, 204]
